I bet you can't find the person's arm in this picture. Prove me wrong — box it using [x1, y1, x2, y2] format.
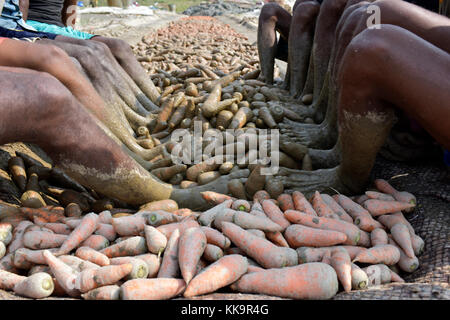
[62, 0, 78, 27]
[19, 0, 29, 21]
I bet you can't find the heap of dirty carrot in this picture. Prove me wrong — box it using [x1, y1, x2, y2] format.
[0, 176, 422, 300]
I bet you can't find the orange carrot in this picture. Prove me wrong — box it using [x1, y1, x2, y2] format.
[58, 213, 100, 255]
[13, 247, 59, 267]
[75, 246, 110, 267]
[390, 269, 405, 283]
[284, 210, 361, 246]
[81, 285, 121, 300]
[378, 212, 415, 235]
[334, 195, 383, 232]
[365, 191, 395, 201]
[221, 222, 297, 268]
[13, 272, 54, 299]
[75, 263, 133, 293]
[374, 179, 416, 212]
[156, 219, 200, 239]
[198, 199, 233, 227]
[0, 242, 5, 260]
[98, 211, 113, 224]
[139, 199, 179, 213]
[143, 210, 179, 227]
[411, 234, 425, 256]
[292, 191, 317, 216]
[200, 226, 231, 249]
[340, 246, 368, 260]
[390, 223, 415, 259]
[212, 208, 239, 231]
[284, 224, 347, 248]
[357, 230, 372, 248]
[157, 229, 181, 278]
[109, 257, 149, 280]
[1, 253, 20, 273]
[80, 234, 110, 251]
[230, 262, 338, 299]
[370, 228, 389, 247]
[112, 215, 146, 237]
[94, 223, 117, 242]
[20, 207, 65, 223]
[277, 194, 295, 212]
[265, 231, 290, 247]
[261, 200, 291, 231]
[42, 250, 80, 297]
[120, 278, 186, 300]
[320, 194, 354, 223]
[321, 250, 332, 265]
[144, 225, 167, 256]
[352, 244, 400, 265]
[135, 253, 161, 278]
[311, 192, 337, 219]
[58, 255, 100, 272]
[350, 263, 368, 290]
[184, 254, 248, 297]
[100, 236, 147, 258]
[231, 200, 251, 212]
[7, 221, 34, 254]
[253, 190, 271, 203]
[200, 191, 235, 206]
[330, 248, 352, 292]
[202, 244, 224, 262]
[363, 199, 415, 217]
[0, 269, 26, 290]
[247, 229, 266, 239]
[43, 223, 72, 235]
[178, 227, 207, 284]
[232, 211, 283, 232]
[23, 231, 68, 250]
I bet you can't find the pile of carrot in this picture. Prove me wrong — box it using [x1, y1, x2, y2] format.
[0, 177, 422, 300]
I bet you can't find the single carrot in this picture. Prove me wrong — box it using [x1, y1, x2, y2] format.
[0, 253, 19, 273]
[58, 255, 100, 272]
[184, 254, 248, 298]
[363, 199, 415, 217]
[221, 222, 298, 269]
[7, 220, 33, 253]
[200, 226, 231, 249]
[265, 231, 290, 247]
[230, 262, 339, 300]
[58, 212, 100, 255]
[200, 191, 235, 206]
[143, 210, 179, 227]
[321, 250, 332, 265]
[277, 194, 295, 212]
[64, 218, 81, 229]
[284, 210, 360, 246]
[365, 191, 395, 201]
[13, 248, 59, 268]
[350, 263, 368, 290]
[144, 225, 167, 256]
[378, 212, 415, 236]
[157, 229, 181, 278]
[109, 257, 149, 280]
[334, 195, 383, 232]
[120, 278, 186, 300]
[80, 234, 110, 251]
[75, 263, 133, 293]
[370, 228, 389, 247]
[111, 215, 146, 237]
[81, 285, 121, 300]
[253, 190, 271, 204]
[330, 248, 352, 292]
[134, 254, 161, 278]
[156, 219, 200, 239]
[232, 211, 283, 232]
[352, 244, 400, 265]
[94, 223, 117, 242]
[139, 199, 179, 213]
[98, 210, 113, 224]
[231, 200, 251, 212]
[0, 269, 26, 290]
[261, 200, 291, 231]
[391, 223, 415, 259]
[23, 231, 68, 250]
[43, 223, 72, 235]
[374, 179, 416, 212]
[320, 194, 354, 223]
[311, 192, 338, 219]
[247, 229, 266, 239]
[13, 272, 54, 299]
[388, 237, 419, 273]
[340, 246, 368, 260]
[202, 244, 224, 262]
[212, 208, 239, 231]
[75, 246, 110, 267]
[43, 250, 80, 297]
[197, 199, 233, 227]
[178, 227, 207, 284]
[357, 230, 372, 248]
[100, 236, 147, 258]
[19, 207, 65, 224]
[284, 224, 347, 248]
[292, 191, 317, 216]
[354, 194, 370, 205]
[411, 234, 425, 256]
[363, 264, 391, 286]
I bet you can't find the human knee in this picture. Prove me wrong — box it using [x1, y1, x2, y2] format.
[33, 73, 75, 115]
[260, 3, 283, 22]
[321, 0, 350, 15]
[39, 44, 73, 69]
[102, 38, 133, 58]
[292, 1, 320, 23]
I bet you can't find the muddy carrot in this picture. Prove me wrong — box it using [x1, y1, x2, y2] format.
[284, 210, 361, 246]
[277, 194, 295, 212]
[198, 199, 233, 227]
[230, 262, 338, 300]
[157, 228, 180, 279]
[184, 254, 248, 298]
[365, 191, 395, 201]
[13, 247, 59, 267]
[43, 223, 72, 235]
[156, 219, 200, 239]
[8, 156, 27, 191]
[330, 248, 352, 292]
[231, 200, 251, 212]
[153, 97, 175, 134]
[143, 210, 179, 227]
[232, 211, 283, 232]
[58, 255, 100, 272]
[144, 225, 167, 256]
[134, 253, 161, 278]
[20, 207, 65, 223]
[321, 250, 332, 265]
[352, 244, 400, 265]
[23, 231, 68, 250]
[378, 212, 415, 235]
[139, 199, 179, 213]
[229, 106, 253, 129]
[100, 236, 147, 258]
[0, 269, 26, 290]
[265, 231, 289, 247]
[320, 194, 353, 223]
[247, 229, 266, 239]
[311, 192, 338, 219]
[221, 222, 297, 268]
[200, 226, 231, 249]
[13, 272, 54, 299]
[75, 263, 133, 293]
[284, 224, 347, 248]
[363, 199, 415, 217]
[411, 234, 425, 256]
[201, 84, 223, 118]
[391, 223, 415, 259]
[120, 278, 186, 300]
[202, 244, 224, 262]
[292, 191, 317, 216]
[370, 228, 389, 246]
[374, 179, 416, 212]
[253, 190, 271, 204]
[111, 215, 146, 237]
[80, 234, 110, 251]
[98, 210, 113, 225]
[200, 191, 235, 206]
[109, 257, 149, 280]
[261, 200, 291, 231]
[75, 246, 110, 267]
[7, 221, 33, 254]
[178, 227, 207, 284]
[212, 208, 238, 231]
[335, 195, 383, 232]
[43, 250, 80, 297]
[390, 269, 405, 283]
[94, 223, 117, 242]
[357, 229, 371, 248]
[81, 285, 121, 300]
[58, 213, 100, 255]
[350, 263, 368, 290]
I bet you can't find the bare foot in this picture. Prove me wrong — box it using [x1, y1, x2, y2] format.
[278, 118, 337, 149]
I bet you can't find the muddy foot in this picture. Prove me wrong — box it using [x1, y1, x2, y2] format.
[278, 118, 336, 149]
[308, 145, 341, 169]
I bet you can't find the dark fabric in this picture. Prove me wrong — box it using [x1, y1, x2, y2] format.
[0, 25, 58, 40]
[27, 0, 65, 28]
[403, 0, 440, 13]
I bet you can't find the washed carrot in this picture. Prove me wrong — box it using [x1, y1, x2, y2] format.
[335, 195, 383, 232]
[363, 199, 415, 217]
[144, 225, 167, 256]
[120, 278, 186, 300]
[198, 199, 233, 227]
[156, 219, 200, 239]
[253, 190, 271, 203]
[320, 194, 353, 223]
[365, 191, 395, 201]
[312, 192, 337, 219]
[284, 210, 361, 246]
[330, 248, 352, 292]
[94, 223, 117, 242]
[277, 194, 295, 212]
[411, 234, 425, 256]
[178, 227, 207, 284]
[292, 191, 317, 216]
[350, 263, 368, 290]
[98, 211, 113, 224]
[13, 272, 54, 299]
[139, 199, 179, 213]
[232, 200, 251, 212]
[200, 226, 231, 249]
[81, 285, 121, 300]
[0, 269, 26, 290]
[143, 210, 179, 227]
[75, 246, 110, 267]
[221, 222, 298, 268]
[284, 224, 347, 248]
[200, 191, 235, 206]
[109, 257, 149, 280]
[58, 213, 100, 255]
[43, 223, 72, 235]
[58, 255, 100, 272]
[352, 244, 400, 265]
[43, 250, 80, 297]
[374, 179, 417, 212]
[261, 200, 291, 231]
[134, 254, 161, 278]
[184, 254, 248, 298]
[100, 236, 147, 258]
[22, 231, 67, 250]
[157, 228, 181, 278]
[391, 223, 415, 259]
[202, 244, 224, 262]
[7, 220, 33, 253]
[80, 234, 110, 251]
[232, 211, 283, 232]
[230, 262, 338, 299]
[75, 263, 133, 293]
[112, 215, 146, 237]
